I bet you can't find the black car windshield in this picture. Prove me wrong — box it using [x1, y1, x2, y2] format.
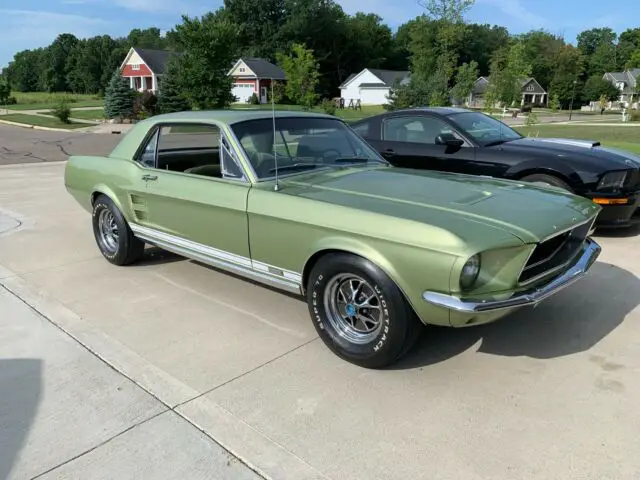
[231, 117, 387, 180]
[449, 112, 522, 146]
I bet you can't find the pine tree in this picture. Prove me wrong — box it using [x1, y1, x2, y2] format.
[104, 70, 135, 120]
[157, 67, 190, 114]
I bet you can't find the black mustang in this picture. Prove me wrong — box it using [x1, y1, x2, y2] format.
[351, 107, 640, 227]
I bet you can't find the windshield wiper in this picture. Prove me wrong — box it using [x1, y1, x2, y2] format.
[269, 163, 326, 173]
[333, 157, 372, 163]
[484, 139, 515, 147]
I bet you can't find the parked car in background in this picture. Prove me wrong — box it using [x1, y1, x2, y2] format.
[65, 110, 601, 368]
[351, 107, 640, 228]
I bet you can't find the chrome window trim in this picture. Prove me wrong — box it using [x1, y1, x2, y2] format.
[129, 223, 303, 294]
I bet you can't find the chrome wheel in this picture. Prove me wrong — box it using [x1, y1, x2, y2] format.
[324, 274, 383, 344]
[97, 208, 119, 254]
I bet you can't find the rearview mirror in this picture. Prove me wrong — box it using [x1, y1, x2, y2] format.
[436, 133, 464, 148]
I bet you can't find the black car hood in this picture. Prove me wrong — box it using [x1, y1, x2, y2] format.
[493, 137, 640, 170]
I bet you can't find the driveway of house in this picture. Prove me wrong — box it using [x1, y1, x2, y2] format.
[1, 125, 639, 480]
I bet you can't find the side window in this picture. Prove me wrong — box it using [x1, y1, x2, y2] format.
[383, 116, 453, 145]
[142, 123, 245, 181]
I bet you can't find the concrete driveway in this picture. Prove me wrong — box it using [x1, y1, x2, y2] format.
[1, 125, 639, 479]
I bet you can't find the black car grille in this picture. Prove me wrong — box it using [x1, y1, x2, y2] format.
[518, 218, 594, 285]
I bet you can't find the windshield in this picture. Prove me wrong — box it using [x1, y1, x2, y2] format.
[449, 112, 522, 146]
[230, 117, 387, 180]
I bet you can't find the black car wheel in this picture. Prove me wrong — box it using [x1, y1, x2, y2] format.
[520, 173, 573, 192]
[92, 194, 145, 266]
[307, 253, 423, 369]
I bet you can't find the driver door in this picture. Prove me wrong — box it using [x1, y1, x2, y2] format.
[378, 115, 474, 173]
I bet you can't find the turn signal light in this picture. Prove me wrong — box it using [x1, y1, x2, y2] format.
[591, 198, 629, 205]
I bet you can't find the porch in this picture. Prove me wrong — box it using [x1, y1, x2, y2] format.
[129, 75, 158, 93]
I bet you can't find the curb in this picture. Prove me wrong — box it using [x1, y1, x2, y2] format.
[0, 118, 94, 132]
[0, 160, 67, 169]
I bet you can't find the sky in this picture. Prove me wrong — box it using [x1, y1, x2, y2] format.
[0, 0, 637, 68]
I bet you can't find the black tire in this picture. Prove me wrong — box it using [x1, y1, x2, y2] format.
[307, 253, 423, 369]
[92, 194, 145, 266]
[520, 173, 573, 192]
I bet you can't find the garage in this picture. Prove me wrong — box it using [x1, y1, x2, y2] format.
[232, 83, 255, 103]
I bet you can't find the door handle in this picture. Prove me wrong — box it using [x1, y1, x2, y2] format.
[142, 174, 158, 181]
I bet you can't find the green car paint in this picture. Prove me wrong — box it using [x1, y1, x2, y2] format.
[64, 110, 602, 329]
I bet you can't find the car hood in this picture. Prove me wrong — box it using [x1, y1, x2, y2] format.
[494, 137, 640, 170]
[281, 167, 600, 244]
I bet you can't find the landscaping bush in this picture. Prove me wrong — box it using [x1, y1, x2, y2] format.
[51, 101, 71, 124]
[6, 96, 17, 105]
[249, 93, 260, 105]
[321, 98, 336, 115]
[629, 110, 640, 122]
[133, 91, 158, 119]
[520, 104, 532, 113]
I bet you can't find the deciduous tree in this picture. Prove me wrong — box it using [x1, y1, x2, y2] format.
[450, 60, 478, 105]
[277, 43, 320, 109]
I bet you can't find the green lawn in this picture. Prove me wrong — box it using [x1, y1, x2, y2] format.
[515, 124, 640, 154]
[231, 103, 385, 122]
[37, 108, 105, 121]
[5, 92, 104, 111]
[1, 113, 92, 130]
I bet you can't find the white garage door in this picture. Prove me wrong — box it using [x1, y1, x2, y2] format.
[232, 84, 254, 103]
[360, 88, 390, 105]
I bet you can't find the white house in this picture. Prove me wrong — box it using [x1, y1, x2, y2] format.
[119, 47, 178, 94]
[339, 68, 410, 105]
[603, 68, 640, 108]
[227, 57, 286, 104]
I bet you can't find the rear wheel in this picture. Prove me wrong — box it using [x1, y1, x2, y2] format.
[307, 253, 423, 369]
[92, 194, 145, 266]
[520, 173, 573, 192]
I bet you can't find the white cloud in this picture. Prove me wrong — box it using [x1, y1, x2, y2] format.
[477, 0, 547, 29]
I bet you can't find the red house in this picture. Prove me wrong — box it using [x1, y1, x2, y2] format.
[227, 57, 286, 104]
[119, 47, 177, 94]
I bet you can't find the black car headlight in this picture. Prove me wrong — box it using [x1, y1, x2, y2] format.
[598, 171, 627, 190]
[460, 254, 481, 290]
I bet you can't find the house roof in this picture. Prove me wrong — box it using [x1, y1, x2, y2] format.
[472, 76, 547, 94]
[135, 48, 178, 75]
[234, 57, 286, 80]
[604, 68, 640, 93]
[339, 68, 411, 89]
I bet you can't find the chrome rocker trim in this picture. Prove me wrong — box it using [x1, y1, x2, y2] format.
[422, 238, 601, 314]
[129, 224, 303, 295]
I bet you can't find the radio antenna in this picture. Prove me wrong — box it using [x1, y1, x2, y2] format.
[271, 78, 279, 191]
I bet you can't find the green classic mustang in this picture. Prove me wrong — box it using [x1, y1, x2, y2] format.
[64, 110, 602, 368]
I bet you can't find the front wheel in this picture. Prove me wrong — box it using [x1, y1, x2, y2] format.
[307, 253, 423, 369]
[92, 194, 145, 266]
[520, 173, 573, 192]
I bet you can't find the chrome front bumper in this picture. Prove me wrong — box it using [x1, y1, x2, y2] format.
[422, 238, 602, 314]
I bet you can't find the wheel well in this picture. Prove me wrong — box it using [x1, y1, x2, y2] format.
[301, 249, 345, 293]
[513, 169, 573, 186]
[91, 191, 103, 206]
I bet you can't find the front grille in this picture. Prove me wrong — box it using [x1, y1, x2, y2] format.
[518, 218, 594, 285]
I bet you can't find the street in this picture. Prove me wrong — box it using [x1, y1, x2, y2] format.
[1, 124, 639, 480]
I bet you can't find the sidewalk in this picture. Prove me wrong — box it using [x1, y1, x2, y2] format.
[0, 285, 263, 480]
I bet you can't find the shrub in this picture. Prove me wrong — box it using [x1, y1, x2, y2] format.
[6, 96, 17, 105]
[629, 109, 640, 122]
[321, 98, 336, 115]
[520, 104, 532, 113]
[249, 93, 260, 105]
[133, 91, 158, 119]
[104, 70, 135, 120]
[51, 101, 71, 124]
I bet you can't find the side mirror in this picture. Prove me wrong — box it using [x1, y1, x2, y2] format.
[436, 133, 464, 148]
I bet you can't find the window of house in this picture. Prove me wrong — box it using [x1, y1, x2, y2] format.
[136, 124, 245, 181]
[526, 84, 534, 91]
[239, 67, 246, 72]
[132, 64, 140, 70]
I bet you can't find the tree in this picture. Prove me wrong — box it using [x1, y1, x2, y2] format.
[548, 45, 585, 109]
[172, 10, 240, 109]
[450, 60, 478, 105]
[486, 40, 532, 107]
[277, 43, 320, 109]
[582, 75, 620, 102]
[157, 64, 190, 113]
[518, 30, 565, 91]
[577, 28, 618, 76]
[618, 28, 640, 68]
[458, 23, 509, 76]
[224, 0, 286, 59]
[0, 77, 11, 105]
[626, 49, 640, 69]
[104, 70, 135, 119]
[549, 93, 561, 112]
[42, 34, 78, 92]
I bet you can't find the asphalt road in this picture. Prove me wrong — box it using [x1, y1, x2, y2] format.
[0, 124, 121, 165]
[1, 124, 639, 479]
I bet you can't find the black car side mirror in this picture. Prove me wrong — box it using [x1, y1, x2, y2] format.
[436, 133, 464, 148]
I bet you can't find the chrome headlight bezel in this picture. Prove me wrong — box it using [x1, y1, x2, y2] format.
[598, 170, 627, 191]
[460, 254, 481, 290]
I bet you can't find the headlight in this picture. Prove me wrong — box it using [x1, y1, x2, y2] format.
[598, 171, 627, 190]
[460, 254, 481, 290]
